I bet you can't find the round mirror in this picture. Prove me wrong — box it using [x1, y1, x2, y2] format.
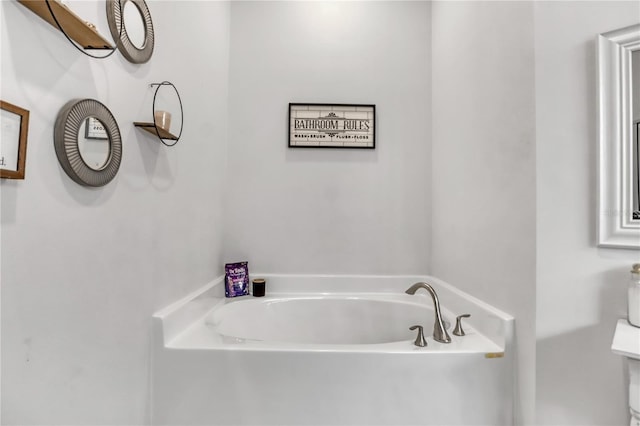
[78, 117, 111, 170]
[106, 0, 154, 64]
[54, 99, 122, 187]
[122, 1, 146, 49]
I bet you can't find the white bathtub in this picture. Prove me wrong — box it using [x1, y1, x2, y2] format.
[209, 295, 436, 346]
[152, 275, 515, 425]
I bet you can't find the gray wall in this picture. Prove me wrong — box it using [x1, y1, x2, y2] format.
[224, 1, 432, 275]
[534, 2, 640, 425]
[431, 2, 537, 424]
[3, 1, 640, 424]
[0, 2, 230, 423]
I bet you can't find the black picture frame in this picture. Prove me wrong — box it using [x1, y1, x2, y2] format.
[84, 117, 108, 140]
[288, 103, 375, 149]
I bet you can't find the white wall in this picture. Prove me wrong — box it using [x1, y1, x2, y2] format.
[224, 1, 432, 275]
[431, 2, 537, 424]
[534, 2, 640, 425]
[4, 2, 640, 425]
[0, 1, 229, 424]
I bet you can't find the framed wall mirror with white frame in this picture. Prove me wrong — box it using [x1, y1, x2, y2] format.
[597, 23, 640, 249]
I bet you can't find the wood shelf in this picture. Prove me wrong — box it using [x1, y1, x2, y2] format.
[18, 0, 114, 50]
[134, 122, 179, 140]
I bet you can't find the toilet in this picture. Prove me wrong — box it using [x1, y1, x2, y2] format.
[611, 319, 640, 426]
[631, 358, 640, 426]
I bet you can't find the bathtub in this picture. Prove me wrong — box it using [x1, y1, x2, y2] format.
[210, 294, 443, 347]
[151, 275, 514, 425]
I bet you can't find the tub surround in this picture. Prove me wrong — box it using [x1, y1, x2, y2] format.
[151, 274, 515, 425]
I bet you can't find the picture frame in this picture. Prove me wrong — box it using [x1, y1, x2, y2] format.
[288, 103, 375, 149]
[1, 100, 30, 180]
[84, 116, 108, 140]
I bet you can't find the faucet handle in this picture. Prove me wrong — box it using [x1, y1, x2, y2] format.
[453, 314, 471, 336]
[409, 325, 427, 347]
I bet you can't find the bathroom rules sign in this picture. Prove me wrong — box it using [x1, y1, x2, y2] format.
[288, 103, 375, 149]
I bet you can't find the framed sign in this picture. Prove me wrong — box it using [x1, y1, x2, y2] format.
[1, 100, 30, 179]
[288, 103, 375, 149]
[85, 117, 108, 140]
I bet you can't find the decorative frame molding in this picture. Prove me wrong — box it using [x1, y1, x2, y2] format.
[597, 24, 640, 249]
[0, 100, 30, 180]
[54, 99, 122, 187]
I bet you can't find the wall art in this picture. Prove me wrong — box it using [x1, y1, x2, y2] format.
[1, 100, 30, 179]
[288, 103, 375, 149]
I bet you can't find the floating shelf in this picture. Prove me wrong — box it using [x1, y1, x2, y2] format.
[133, 122, 179, 141]
[135, 82, 183, 147]
[18, 0, 114, 50]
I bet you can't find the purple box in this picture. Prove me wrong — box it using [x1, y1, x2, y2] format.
[224, 262, 250, 297]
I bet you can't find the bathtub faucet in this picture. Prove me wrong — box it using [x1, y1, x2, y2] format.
[405, 282, 451, 343]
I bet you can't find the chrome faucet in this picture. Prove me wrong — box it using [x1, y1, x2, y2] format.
[405, 282, 451, 343]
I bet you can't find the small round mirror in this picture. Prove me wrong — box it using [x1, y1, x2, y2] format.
[78, 117, 111, 170]
[106, 0, 154, 64]
[122, 1, 146, 49]
[54, 99, 122, 187]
